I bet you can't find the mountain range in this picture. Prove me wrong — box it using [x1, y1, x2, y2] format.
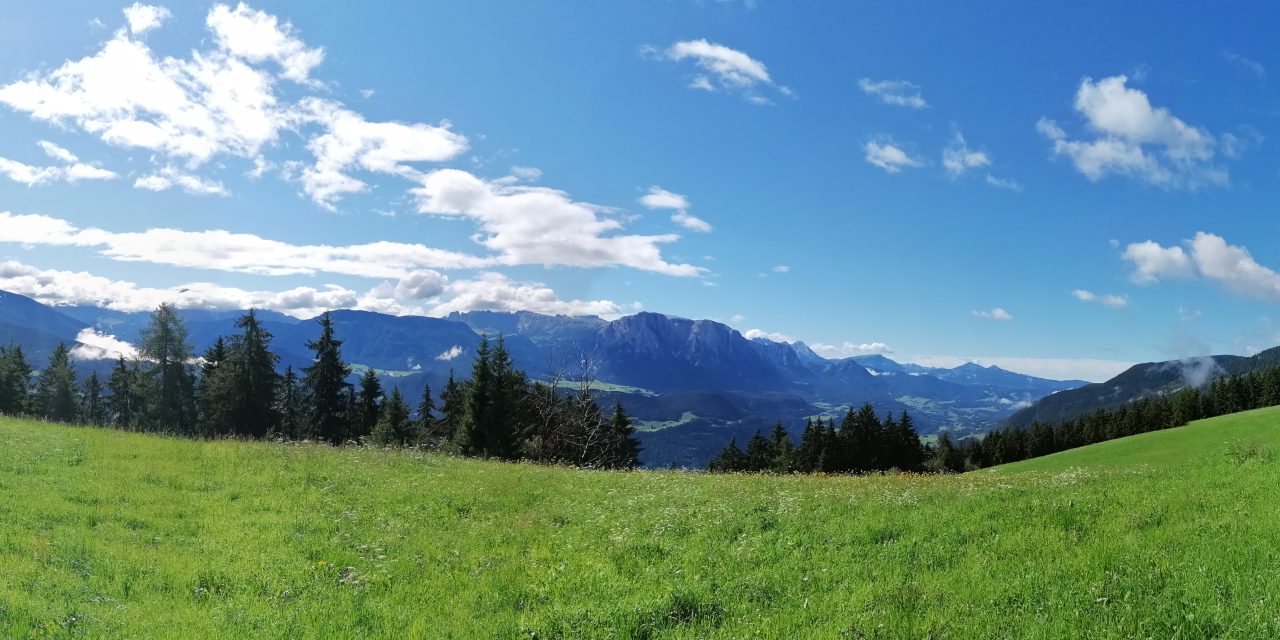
[0, 290, 1088, 467]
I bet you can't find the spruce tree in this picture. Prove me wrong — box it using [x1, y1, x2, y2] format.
[796, 418, 822, 472]
[36, 343, 79, 422]
[225, 310, 279, 438]
[603, 402, 642, 469]
[0, 345, 32, 415]
[708, 438, 746, 472]
[745, 431, 773, 472]
[82, 372, 105, 426]
[437, 371, 464, 445]
[107, 357, 143, 430]
[196, 337, 230, 436]
[354, 368, 383, 441]
[370, 386, 413, 447]
[303, 312, 352, 444]
[415, 383, 436, 444]
[276, 365, 307, 440]
[138, 304, 197, 434]
[769, 421, 795, 472]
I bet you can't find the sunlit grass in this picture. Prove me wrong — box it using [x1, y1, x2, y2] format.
[2, 408, 1280, 638]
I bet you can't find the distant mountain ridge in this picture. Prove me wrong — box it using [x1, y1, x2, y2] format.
[1005, 348, 1280, 428]
[0, 289, 1088, 467]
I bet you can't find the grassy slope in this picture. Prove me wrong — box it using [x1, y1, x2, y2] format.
[2, 410, 1280, 638]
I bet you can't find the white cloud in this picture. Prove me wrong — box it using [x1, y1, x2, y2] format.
[0, 141, 117, 186]
[1223, 51, 1266, 79]
[1037, 76, 1226, 189]
[435, 345, 463, 361]
[508, 165, 542, 181]
[0, 259, 359, 318]
[413, 169, 704, 276]
[810, 341, 893, 358]
[123, 3, 171, 35]
[984, 174, 1023, 191]
[1123, 232, 1280, 302]
[206, 2, 324, 84]
[1072, 289, 1128, 308]
[743, 328, 794, 343]
[638, 185, 711, 233]
[865, 140, 923, 173]
[941, 132, 990, 177]
[652, 39, 788, 103]
[69, 328, 139, 361]
[133, 167, 228, 196]
[0, 3, 467, 209]
[1122, 240, 1195, 283]
[857, 78, 927, 109]
[973, 307, 1013, 321]
[426, 272, 637, 319]
[772, 265, 789, 273]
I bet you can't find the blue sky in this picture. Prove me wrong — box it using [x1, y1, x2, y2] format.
[1, 1, 1279, 381]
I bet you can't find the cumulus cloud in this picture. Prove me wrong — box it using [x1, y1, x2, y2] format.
[743, 328, 795, 343]
[984, 175, 1023, 191]
[941, 132, 990, 177]
[810, 341, 893, 358]
[638, 185, 712, 233]
[435, 345, 463, 361]
[425, 272, 638, 319]
[973, 307, 1013, 321]
[0, 2, 467, 208]
[649, 39, 789, 103]
[857, 78, 927, 109]
[133, 167, 228, 196]
[413, 169, 705, 276]
[0, 141, 117, 186]
[1123, 232, 1280, 302]
[865, 140, 923, 173]
[1071, 289, 1128, 308]
[1037, 76, 1226, 188]
[123, 3, 171, 35]
[70, 328, 139, 361]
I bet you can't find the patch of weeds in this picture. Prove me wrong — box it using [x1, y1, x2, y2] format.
[632, 590, 724, 639]
[1227, 439, 1275, 465]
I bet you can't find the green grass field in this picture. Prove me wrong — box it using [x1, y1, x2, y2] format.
[3, 408, 1280, 638]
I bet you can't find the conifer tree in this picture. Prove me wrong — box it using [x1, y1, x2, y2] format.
[82, 371, 105, 426]
[225, 310, 279, 438]
[796, 417, 822, 472]
[303, 312, 352, 444]
[458, 335, 526, 458]
[354, 368, 383, 441]
[437, 372, 464, 445]
[0, 345, 31, 416]
[196, 337, 230, 436]
[36, 343, 78, 422]
[415, 383, 436, 444]
[370, 386, 413, 447]
[138, 304, 197, 434]
[604, 402, 642, 469]
[769, 421, 795, 472]
[107, 357, 142, 429]
[708, 437, 746, 472]
[276, 365, 307, 440]
[745, 430, 773, 471]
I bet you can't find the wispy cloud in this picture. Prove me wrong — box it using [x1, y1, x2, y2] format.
[858, 78, 927, 109]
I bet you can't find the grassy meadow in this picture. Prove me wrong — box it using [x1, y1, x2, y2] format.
[3, 408, 1280, 638]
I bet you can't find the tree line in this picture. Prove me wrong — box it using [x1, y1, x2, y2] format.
[936, 364, 1280, 471]
[708, 404, 927, 473]
[0, 304, 640, 469]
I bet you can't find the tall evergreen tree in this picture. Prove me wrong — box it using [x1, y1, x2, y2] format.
[196, 337, 230, 436]
[708, 437, 746, 472]
[82, 372, 105, 426]
[36, 343, 78, 422]
[275, 365, 307, 440]
[138, 304, 197, 433]
[370, 386, 413, 447]
[354, 368, 383, 441]
[458, 336, 526, 458]
[437, 371, 464, 445]
[225, 310, 279, 438]
[303, 312, 352, 444]
[603, 402, 642, 469]
[415, 383, 436, 444]
[107, 357, 143, 429]
[0, 345, 31, 416]
[769, 421, 795, 472]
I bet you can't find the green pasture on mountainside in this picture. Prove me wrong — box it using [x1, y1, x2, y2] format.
[2, 408, 1280, 638]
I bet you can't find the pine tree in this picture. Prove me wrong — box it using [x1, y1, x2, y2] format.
[276, 365, 307, 440]
[603, 402, 642, 469]
[303, 312, 352, 444]
[0, 345, 32, 415]
[437, 371, 464, 445]
[107, 357, 143, 430]
[196, 337, 230, 436]
[225, 310, 279, 438]
[796, 417, 822, 472]
[458, 335, 526, 459]
[769, 421, 795, 472]
[414, 383, 436, 445]
[893, 411, 925, 471]
[82, 371, 105, 426]
[370, 386, 413, 447]
[745, 431, 773, 472]
[708, 438, 746, 472]
[36, 343, 78, 422]
[354, 368, 383, 441]
[138, 304, 197, 434]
